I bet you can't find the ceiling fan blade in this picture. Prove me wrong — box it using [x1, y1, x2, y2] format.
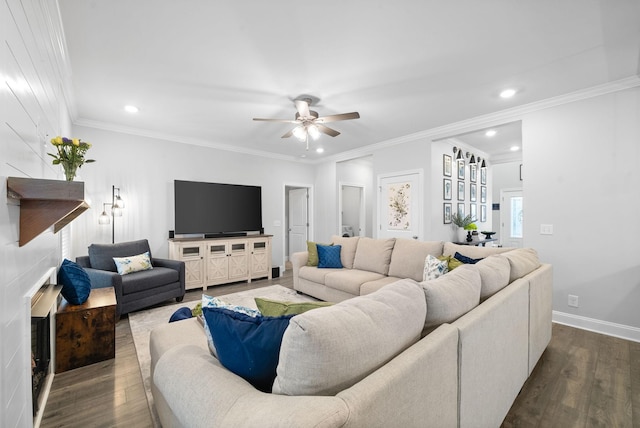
[294, 99, 311, 118]
[316, 112, 360, 123]
[253, 118, 299, 123]
[281, 129, 294, 138]
[317, 124, 340, 137]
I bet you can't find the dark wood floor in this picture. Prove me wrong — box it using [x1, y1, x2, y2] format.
[41, 270, 640, 427]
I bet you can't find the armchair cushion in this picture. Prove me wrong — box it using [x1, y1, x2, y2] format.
[88, 239, 152, 272]
[121, 267, 179, 295]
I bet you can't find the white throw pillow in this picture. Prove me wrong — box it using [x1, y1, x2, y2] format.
[113, 251, 152, 275]
[422, 254, 449, 281]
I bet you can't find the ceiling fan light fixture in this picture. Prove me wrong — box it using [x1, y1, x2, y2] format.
[292, 126, 306, 141]
[308, 125, 320, 140]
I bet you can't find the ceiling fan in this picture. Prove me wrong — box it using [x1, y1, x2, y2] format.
[253, 97, 360, 149]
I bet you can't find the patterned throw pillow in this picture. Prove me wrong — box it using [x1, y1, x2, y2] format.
[112, 251, 153, 275]
[200, 294, 261, 358]
[317, 244, 343, 269]
[422, 254, 449, 281]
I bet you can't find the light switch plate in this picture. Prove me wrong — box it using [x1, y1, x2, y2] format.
[540, 224, 553, 235]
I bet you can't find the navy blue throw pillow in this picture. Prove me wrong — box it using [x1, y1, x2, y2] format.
[57, 259, 92, 305]
[454, 251, 484, 265]
[202, 307, 294, 392]
[317, 244, 343, 269]
[169, 307, 193, 323]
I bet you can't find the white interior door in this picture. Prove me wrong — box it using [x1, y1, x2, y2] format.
[377, 170, 422, 240]
[500, 189, 524, 248]
[288, 188, 308, 258]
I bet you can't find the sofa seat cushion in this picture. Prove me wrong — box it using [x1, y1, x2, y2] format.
[273, 279, 426, 396]
[421, 264, 481, 332]
[476, 255, 511, 300]
[388, 239, 444, 282]
[324, 269, 384, 296]
[324, 269, 385, 295]
[353, 237, 396, 275]
[88, 239, 152, 272]
[298, 266, 342, 285]
[502, 248, 541, 283]
[443, 242, 512, 259]
[330, 235, 360, 269]
[360, 276, 403, 295]
[121, 267, 179, 295]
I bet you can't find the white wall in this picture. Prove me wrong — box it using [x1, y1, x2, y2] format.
[1, 1, 70, 426]
[69, 126, 316, 272]
[523, 87, 640, 336]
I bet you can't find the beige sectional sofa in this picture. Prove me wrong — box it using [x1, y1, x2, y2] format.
[150, 236, 552, 428]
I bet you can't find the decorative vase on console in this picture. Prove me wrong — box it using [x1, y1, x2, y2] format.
[451, 213, 477, 243]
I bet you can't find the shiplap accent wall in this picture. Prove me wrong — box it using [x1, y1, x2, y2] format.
[1, 1, 70, 426]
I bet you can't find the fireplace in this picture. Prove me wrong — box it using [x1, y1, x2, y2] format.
[28, 268, 60, 427]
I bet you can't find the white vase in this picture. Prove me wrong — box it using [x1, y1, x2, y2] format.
[458, 227, 467, 242]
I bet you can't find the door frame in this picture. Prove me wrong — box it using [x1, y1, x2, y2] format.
[283, 183, 314, 272]
[338, 182, 365, 237]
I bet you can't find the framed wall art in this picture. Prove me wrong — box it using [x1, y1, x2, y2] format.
[457, 181, 465, 201]
[470, 183, 477, 202]
[470, 164, 477, 183]
[457, 203, 465, 217]
[443, 154, 452, 177]
[443, 203, 452, 224]
[480, 186, 487, 203]
[443, 178, 452, 200]
[470, 203, 477, 220]
[457, 159, 465, 179]
[481, 167, 487, 185]
[480, 204, 487, 222]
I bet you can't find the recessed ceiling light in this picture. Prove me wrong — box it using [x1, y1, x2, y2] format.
[500, 89, 517, 99]
[124, 105, 139, 113]
[510, 146, 520, 151]
[485, 129, 497, 137]
[316, 148, 324, 153]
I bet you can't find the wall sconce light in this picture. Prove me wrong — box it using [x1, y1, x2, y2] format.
[466, 152, 477, 165]
[480, 158, 487, 169]
[98, 185, 125, 243]
[453, 146, 464, 161]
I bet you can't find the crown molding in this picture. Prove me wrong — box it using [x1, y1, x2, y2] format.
[319, 75, 640, 164]
[73, 118, 309, 163]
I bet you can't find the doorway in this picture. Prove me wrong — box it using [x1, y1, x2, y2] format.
[285, 185, 311, 269]
[339, 184, 365, 237]
[500, 188, 524, 247]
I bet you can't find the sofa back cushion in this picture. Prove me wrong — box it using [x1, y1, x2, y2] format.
[443, 242, 512, 259]
[88, 239, 151, 272]
[501, 248, 541, 283]
[475, 255, 511, 300]
[330, 235, 359, 269]
[421, 264, 481, 332]
[388, 239, 444, 282]
[352, 237, 396, 275]
[273, 279, 426, 396]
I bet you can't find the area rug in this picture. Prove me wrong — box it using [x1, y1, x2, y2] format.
[129, 285, 317, 427]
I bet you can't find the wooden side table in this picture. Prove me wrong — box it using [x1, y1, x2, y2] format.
[55, 287, 117, 373]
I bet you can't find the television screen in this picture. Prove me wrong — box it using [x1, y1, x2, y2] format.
[174, 180, 263, 236]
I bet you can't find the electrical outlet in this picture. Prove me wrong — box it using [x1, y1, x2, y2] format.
[568, 294, 579, 308]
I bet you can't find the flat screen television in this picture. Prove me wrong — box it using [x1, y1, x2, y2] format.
[174, 180, 263, 237]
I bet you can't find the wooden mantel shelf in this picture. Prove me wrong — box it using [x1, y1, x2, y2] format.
[7, 177, 89, 247]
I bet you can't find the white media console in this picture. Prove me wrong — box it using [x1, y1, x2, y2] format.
[168, 235, 272, 290]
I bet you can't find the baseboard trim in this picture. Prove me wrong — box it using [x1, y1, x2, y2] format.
[553, 311, 640, 343]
